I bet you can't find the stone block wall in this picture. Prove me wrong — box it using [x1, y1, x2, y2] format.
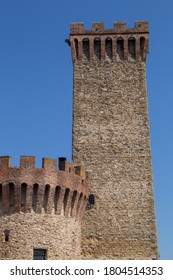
[71, 21, 159, 259]
[0, 213, 81, 259]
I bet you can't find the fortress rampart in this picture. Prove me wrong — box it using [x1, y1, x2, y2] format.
[70, 21, 149, 63]
[0, 156, 89, 259]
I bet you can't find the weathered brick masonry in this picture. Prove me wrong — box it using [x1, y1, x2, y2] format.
[0, 156, 88, 259]
[70, 21, 159, 259]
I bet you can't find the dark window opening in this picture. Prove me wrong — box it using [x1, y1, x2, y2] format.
[105, 37, 112, 60]
[0, 184, 3, 214]
[117, 38, 124, 60]
[83, 38, 89, 60]
[71, 190, 77, 216]
[94, 38, 101, 60]
[33, 249, 47, 260]
[0, 184, 2, 205]
[25, 162, 28, 168]
[4, 230, 10, 242]
[63, 188, 70, 213]
[74, 39, 78, 60]
[21, 183, 27, 209]
[9, 183, 14, 208]
[76, 193, 83, 216]
[87, 194, 95, 209]
[54, 186, 61, 212]
[58, 157, 66, 171]
[128, 37, 136, 59]
[140, 37, 145, 60]
[43, 185, 50, 213]
[32, 184, 38, 212]
[89, 194, 95, 205]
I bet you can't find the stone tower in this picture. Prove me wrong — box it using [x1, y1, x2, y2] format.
[0, 156, 88, 259]
[70, 21, 159, 259]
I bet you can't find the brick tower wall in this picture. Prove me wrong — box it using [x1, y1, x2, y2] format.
[70, 21, 159, 259]
[0, 156, 89, 259]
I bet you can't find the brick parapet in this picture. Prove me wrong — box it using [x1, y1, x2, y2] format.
[0, 156, 89, 219]
[70, 21, 149, 63]
[70, 21, 148, 35]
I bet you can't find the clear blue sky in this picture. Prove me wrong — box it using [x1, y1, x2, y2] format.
[0, 0, 172, 259]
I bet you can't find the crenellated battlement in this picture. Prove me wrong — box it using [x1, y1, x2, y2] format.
[70, 21, 148, 34]
[0, 156, 89, 220]
[0, 156, 87, 178]
[70, 21, 149, 63]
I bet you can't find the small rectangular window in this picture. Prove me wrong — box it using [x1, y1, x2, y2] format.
[33, 249, 47, 260]
[4, 230, 10, 242]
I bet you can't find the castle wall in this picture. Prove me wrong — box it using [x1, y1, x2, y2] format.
[0, 213, 81, 259]
[0, 156, 89, 259]
[71, 22, 159, 259]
